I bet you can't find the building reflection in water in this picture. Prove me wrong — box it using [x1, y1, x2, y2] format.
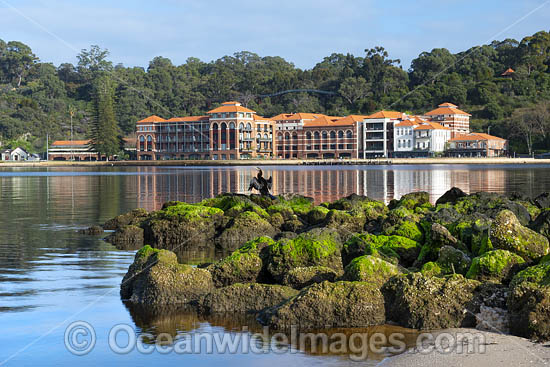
[135, 166, 509, 210]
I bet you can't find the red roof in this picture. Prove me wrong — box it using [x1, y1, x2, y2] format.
[414, 121, 450, 130]
[425, 103, 471, 116]
[365, 111, 404, 119]
[138, 115, 166, 123]
[165, 116, 209, 122]
[51, 140, 91, 146]
[449, 133, 506, 142]
[395, 120, 417, 127]
[501, 68, 515, 76]
[303, 115, 344, 127]
[207, 101, 256, 114]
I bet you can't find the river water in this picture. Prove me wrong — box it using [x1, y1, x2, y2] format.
[1, 164, 550, 366]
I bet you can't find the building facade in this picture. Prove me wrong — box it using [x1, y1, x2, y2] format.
[446, 133, 508, 157]
[424, 102, 471, 138]
[357, 111, 404, 158]
[136, 102, 275, 161]
[1, 147, 29, 161]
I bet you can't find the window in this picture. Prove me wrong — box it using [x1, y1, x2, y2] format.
[338, 131, 344, 138]
[330, 131, 336, 139]
[346, 130, 352, 139]
[322, 131, 328, 139]
[306, 132, 312, 140]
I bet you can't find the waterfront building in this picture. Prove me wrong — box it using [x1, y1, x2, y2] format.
[1, 147, 29, 161]
[413, 121, 451, 156]
[48, 140, 97, 161]
[424, 102, 471, 138]
[446, 133, 508, 157]
[358, 111, 404, 158]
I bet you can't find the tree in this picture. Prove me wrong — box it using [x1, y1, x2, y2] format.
[509, 103, 550, 155]
[88, 75, 122, 160]
[338, 76, 370, 108]
[1, 41, 38, 87]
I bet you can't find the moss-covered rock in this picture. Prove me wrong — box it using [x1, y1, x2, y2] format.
[105, 225, 144, 250]
[466, 249, 525, 282]
[200, 283, 298, 314]
[508, 263, 550, 340]
[78, 225, 104, 235]
[200, 194, 269, 218]
[306, 206, 330, 225]
[280, 266, 339, 289]
[437, 246, 471, 275]
[324, 209, 366, 236]
[383, 273, 480, 330]
[103, 208, 148, 230]
[420, 262, 442, 277]
[382, 220, 424, 242]
[208, 236, 275, 287]
[396, 191, 430, 210]
[490, 210, 549, 261]
[531, 209, 550, 239]
[326, 194, 387, 219]
[259, 281, 385, 331]
[453, 192, 531, 226]
[415, 222, 462, 266]
[343, 255, 400, 286]
[534, 192, 550, 210]
[342, 233, 421, 268]
[120, 245, 214, 305]
[265, 228, 343, 281]
[216, 211, 277, 251]
[436, 187, 467, 206]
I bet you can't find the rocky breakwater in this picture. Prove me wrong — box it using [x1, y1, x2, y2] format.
[113, 189, 550, 339]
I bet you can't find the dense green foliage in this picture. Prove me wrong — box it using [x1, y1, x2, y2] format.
[1, 31, 550, 153]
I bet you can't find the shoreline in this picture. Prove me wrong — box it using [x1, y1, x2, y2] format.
[377, 328, 550, 366]
[1, 157, 550, 168]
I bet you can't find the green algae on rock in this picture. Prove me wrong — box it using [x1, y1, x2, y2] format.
[466, 249, 525, 282]
[490, 210, 549, 261]
[281, 266, 340, 289]
[343, 255, 400, 286]
[341, 233, 421, 267]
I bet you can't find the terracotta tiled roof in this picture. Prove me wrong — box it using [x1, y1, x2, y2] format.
[365, 111, 404, 119]
[253, 115, 273, 122]
[501, 68, 515, 76]
[166, 116, 209, 122]
[395, 120, 417, 127]
[138, 115, 166, 123]
[207, 103, 256, 114]
[289, 113, 325, 120]
[334, 115, 369, 125]
[270, 113, 295, 121]
[425, 103, 471, 116]
[51, 140, 91, 146]
[303, 115, 345, 127]
[449, 133, 506, 142]
[414, 121, 450, 130]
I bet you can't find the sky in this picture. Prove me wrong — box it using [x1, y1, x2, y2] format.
[1, 0, 550, 70]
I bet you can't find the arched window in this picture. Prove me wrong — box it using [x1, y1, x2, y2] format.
[338, 131, 344, 138]
[306, 132, 312, 140]
[229, 122, 236, 149]
[314, 131, 320, 140]
[330, 131, 336, 139]
[257, 133, 261, 139]
[346, 130, 352, 139]
[221, 123, 227, 149]
[285, 132, 290, 140]
[322, 131, 328, 139]
[277, 132, 283, 141]
[147, 135, 153, 152]
[212, 123, 219, 150]
[239, 123, 244, 131]
[229, 122, 235, 129]
[246, 123, 252, 131]
[263, 133, 268, 140]
[398, 141, 402, 148]
[139, 136, 145, 151]
[292, 133, 298, 140]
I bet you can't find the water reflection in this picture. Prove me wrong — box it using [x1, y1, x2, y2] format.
[124, 303, 421, 362]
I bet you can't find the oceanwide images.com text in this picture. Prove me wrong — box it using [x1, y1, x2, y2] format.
[64, 321, 487, 361]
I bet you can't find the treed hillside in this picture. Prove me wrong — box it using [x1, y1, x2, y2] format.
[0, 30, 550, 154]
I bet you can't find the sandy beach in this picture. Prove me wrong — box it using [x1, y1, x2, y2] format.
[378, 329, 550, 366]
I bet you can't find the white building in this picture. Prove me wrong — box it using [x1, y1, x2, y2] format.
[358, 111, 404, 158]
[1, 147, 29, 161]
[394, 119, 417, 155]
[413, 121, 451, 155]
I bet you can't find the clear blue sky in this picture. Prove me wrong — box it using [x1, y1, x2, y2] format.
[1, 0, 549, 70]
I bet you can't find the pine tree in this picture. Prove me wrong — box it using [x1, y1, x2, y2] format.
[89, 75, 122, 160]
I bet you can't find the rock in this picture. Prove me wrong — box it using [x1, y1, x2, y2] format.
[78, 225, 104, 235]
[490, 210, 549, 261]
[382, 273, 480, 330]
[466, 250, 525, 283]
[324, 209, 366, 236]
[200, 283, 298, 314]
[306, 206, 330, 225]
[383, 220, 424, 243]
[105, 225, 144, 249]
[120, 245, 214, 305]
[453, 217, 492, 256]
[208, 236, 274, 288]
[201, 194, 269, 218]
[259, 281, 386, 331]
[281, 266, 340, 289]
[415, 223, 461, 265]
[216, 211, 277, 251]
[325, 194, 388, 221]
[103, 208, 148, 230]
[420, 262, 442, 277]
[437, 246, 471, 275]
[396, 192, 431, 210]
[341, 233, 421, 268]
[436, 187, 467, 206]
[265, 228, 343, 282]
[531, 209, 550, 239]
[476, 305, 509, 333]
[343, 255, 400, 286]
[453, 192, 531, 226]
[508, 263, 550, 340]
[143, 203, 225, 252]
[534, 192, 550, 209]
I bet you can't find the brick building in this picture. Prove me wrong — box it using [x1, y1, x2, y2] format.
[424, 102, 471, 138]
[446, 133, 508, 157]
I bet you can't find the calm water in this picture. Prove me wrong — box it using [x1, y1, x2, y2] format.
[1, 164, 550, 366]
